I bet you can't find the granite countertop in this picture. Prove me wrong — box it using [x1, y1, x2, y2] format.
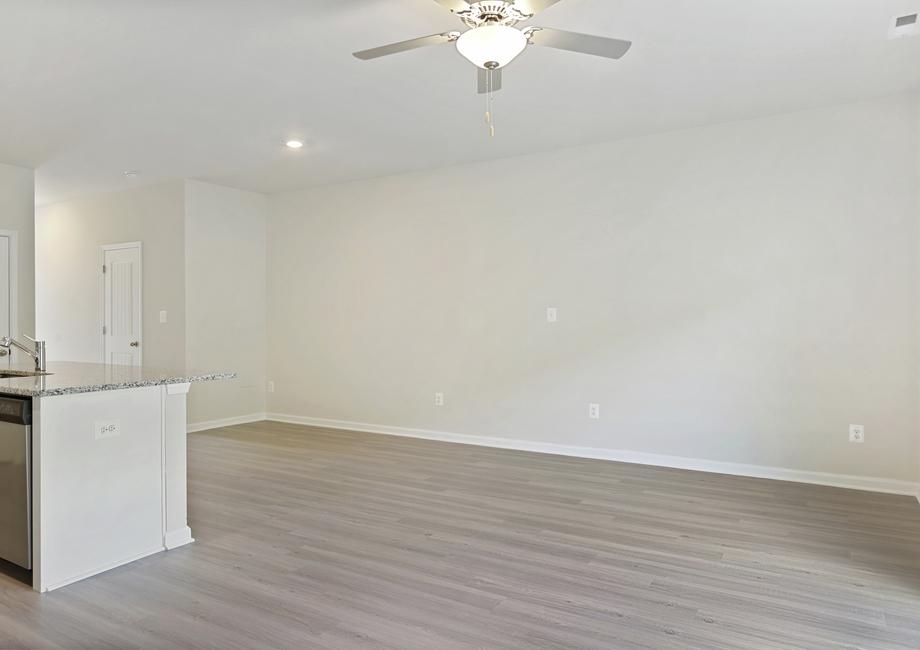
[0, 361, 235, 397]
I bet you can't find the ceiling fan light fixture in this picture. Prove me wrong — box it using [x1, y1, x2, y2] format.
[456, 24, 527, 69]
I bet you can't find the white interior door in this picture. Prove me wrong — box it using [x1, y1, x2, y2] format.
[103, 243, 142, 366]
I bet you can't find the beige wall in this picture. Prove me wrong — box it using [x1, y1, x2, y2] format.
[35, 179, 266, 427]
[0, 163, 35, 353]
[36, 181, 186, 369]
[185, 180, 267, 425]
[267, 93, 920, 482]
[29, 93, 920, 483]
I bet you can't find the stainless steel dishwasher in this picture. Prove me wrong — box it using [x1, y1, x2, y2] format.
[0, 396, 32, 569]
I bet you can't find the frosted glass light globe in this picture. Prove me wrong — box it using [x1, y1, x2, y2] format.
[456, 24, 527, 69]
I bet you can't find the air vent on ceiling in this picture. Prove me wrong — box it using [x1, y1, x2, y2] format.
[889, 13, 919, 38]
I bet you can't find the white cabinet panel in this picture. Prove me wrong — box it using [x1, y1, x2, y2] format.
[34, 386, 163, 591]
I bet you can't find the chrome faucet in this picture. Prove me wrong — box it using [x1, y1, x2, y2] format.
[0, 334, 46, 372]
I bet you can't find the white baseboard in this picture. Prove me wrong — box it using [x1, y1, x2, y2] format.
[164, 526, 195, 550]
[188, 412, 266, 433]
[266, 413, 920, 500]
[41, 545, 165, 593]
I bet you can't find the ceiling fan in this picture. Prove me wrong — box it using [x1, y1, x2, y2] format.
[353, 1, 632, 96]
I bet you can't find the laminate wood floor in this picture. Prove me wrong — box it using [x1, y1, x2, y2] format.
[2, 421, 920, 649]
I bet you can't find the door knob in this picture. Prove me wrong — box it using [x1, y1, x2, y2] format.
[130, 341, 140, 348]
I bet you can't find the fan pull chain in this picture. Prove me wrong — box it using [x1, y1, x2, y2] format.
[484, 69, 491, 128]
[484, 67, 495, 138]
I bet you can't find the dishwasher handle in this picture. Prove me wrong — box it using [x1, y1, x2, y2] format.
[0, 397, 31, 425]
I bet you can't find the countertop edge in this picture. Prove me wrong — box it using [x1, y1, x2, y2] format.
[0, 372, 237, 398]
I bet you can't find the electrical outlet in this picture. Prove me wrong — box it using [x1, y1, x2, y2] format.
[435, 392, 445, 407]
[849, 424, 865, 443]
[546, 307, 558, 323]
[589, 403, 600, 420]
[94, 420, 121, 440]
[267, 380, 275, 393]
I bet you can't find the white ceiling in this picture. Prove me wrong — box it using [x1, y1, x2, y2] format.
[3, 0, 920, 205]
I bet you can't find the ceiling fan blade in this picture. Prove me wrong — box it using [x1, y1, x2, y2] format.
[477, 67, 503, 94]
[512, 0, 565, 16]
[525, 27, 632, 59]
[432, 0, 473, 13]
[353, 32, 459, 60]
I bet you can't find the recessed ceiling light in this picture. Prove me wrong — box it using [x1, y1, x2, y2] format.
[123, 170, 139, 178]
[285, 140, 304, 149]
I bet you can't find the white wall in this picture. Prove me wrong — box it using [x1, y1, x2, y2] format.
[36, 182, 186, 369]
[0, 163, 35, 350]
[267, 93, 920, 483]
[185, 180, 267, 426]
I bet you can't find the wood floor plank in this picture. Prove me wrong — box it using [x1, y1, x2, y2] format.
[1, 420, 919, 649]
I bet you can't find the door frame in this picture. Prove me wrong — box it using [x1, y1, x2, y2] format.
[100, 242, 143, 366]
[0, 229, 20, 345]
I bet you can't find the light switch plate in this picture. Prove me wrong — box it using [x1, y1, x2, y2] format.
[94, 419, 121, 440]
[546, 307, 558, 323]
[159, 310, 168, 324]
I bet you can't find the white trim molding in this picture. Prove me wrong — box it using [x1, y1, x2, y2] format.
[265, 413, 920, 499]
[0, 229, 19, 346]
[164, 526, 195, 550]
[166, 382, 191, 395]
[42, 546, 164, 594]
[188, 412, 267, 433]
